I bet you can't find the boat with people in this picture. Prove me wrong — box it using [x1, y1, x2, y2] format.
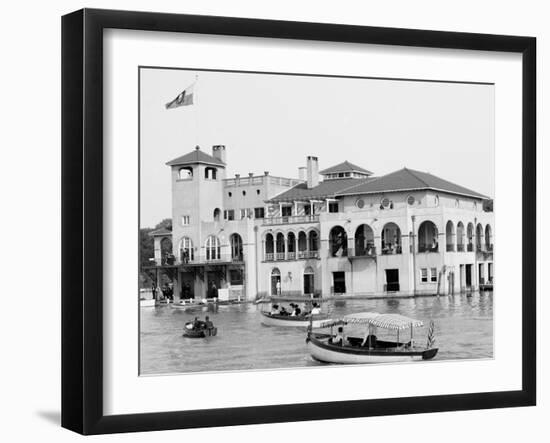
[183, 316, 217, 338]
[261, 302, 331, 328]
[306, 312, 438, 364]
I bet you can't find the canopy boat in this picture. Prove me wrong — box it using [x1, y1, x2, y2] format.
[182, 321, 217, 338]
[307, 312, 438, 364]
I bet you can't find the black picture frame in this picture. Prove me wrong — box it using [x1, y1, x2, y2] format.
[61, 8, 536, 435]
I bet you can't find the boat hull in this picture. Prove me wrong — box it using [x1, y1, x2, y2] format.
[260, 312, 330, 328]
[183, 327, 218, 338]
[139, 299, 156, 307]
[307, 335, 438, 364]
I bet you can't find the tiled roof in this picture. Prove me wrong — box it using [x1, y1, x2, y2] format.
[166, 147, 225, 167]
[336, 168, 488, 199]
[319, 160, 373, 175]
[267, 178, 375, 202]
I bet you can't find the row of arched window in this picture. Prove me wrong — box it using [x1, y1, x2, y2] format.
[177, 233, 244, 262]
[446, 221, 492, 252]
[264, 230, 319, 261]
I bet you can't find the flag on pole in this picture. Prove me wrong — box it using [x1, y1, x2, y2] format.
[165, 83, 195, 109]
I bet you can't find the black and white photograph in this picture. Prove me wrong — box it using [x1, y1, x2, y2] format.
[139, 67, 495, 375]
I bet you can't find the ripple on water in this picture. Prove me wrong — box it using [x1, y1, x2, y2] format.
[140, 292, 493, 375]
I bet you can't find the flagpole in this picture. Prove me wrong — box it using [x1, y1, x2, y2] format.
[195, 74, 199, 147]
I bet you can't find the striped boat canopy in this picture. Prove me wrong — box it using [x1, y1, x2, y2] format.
[315, 312, 424, 330]
[367, 313, 424, 330]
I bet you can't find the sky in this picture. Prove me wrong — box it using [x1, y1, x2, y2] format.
[140, 68, 494, 228]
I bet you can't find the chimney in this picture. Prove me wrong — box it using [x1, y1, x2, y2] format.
[306, 156, 319, 189]
[298, 167, 307, 181]
[212, 145, 226, 163]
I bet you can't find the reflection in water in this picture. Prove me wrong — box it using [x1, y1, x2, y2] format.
[140, 292, 493, 375]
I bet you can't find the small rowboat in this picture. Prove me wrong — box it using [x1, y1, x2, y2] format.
[260, 311, 331, 328]
[139, 298, 156, 307]
[182, 322, 217, 338]
[170, 299, 205, 310]
[307, 312, 438, 364]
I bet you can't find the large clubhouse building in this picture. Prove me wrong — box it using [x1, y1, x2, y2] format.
[149, 145, 494, 301]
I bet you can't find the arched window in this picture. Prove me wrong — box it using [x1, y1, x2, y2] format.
[178, 167, 193, 180]
[467, 223, 474, 251]
[355, 224, 375, 256]
[476, 223, 484, 251]
[329, 226, 348, 257]
[205, 235, 221, 261]
[275, 233, 285, 260]
[213, 208, 221, 222]
[204, 167, 217, 180]
[230, 233, 243, 261]
[160, 237, 173, 265]
[485, 224, 493, 251]
[297, 231, 307, 259]
[265, 233, 274, 261]
[178, 237, 194, 263]
[418, 221, 439, 252]
[308, 230, 319, 254]
[287, 232, 296, 260]
[457, 222, 465, 251]
[381, 222, 402, 255]
[446, 221, 455, 252]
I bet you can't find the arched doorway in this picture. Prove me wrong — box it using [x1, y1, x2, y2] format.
[329, 225, 348, 257]
[355, 224, 375, 256]
[303, 266, 315, 295]
[230, 233, 243, 261]
[381, 222, 401, 255]
[271, 268, 281, 296]
[418, 220, 439, 252]
[308, 230, 319, 257]
[213, 208, 221, 222]
[445, 221, 455, 252]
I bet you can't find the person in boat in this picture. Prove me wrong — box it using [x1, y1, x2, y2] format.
[270, 304, 280, 315]
[204, 316, 214, 330]
[310, 303, 321, 315]
[279, 306, 289, 316]
[192, 317, 202, 330]
[332, 327, 344, 345]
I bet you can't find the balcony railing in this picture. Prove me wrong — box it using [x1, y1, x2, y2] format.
[349, 247, 377, 258]
[266, 250, 319, 261]
[381, 245, 402, 255]
[446, 244, 455, 252]
[418, 244, 439, 253]
[263, 215, 320, 225]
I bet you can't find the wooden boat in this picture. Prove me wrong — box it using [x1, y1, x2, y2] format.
[182, 321, 217, 338]
[307, 312, 438, 364]
[260, 311, 331, 328]
[170, 299, 205, 310]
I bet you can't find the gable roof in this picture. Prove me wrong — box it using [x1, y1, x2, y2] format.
[319, 160, 373, 176]
[267, 178, 376, 203]
[149, 227, 172, 237]
[336, 167, 488, 199]
[166, 147, 225, 167]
